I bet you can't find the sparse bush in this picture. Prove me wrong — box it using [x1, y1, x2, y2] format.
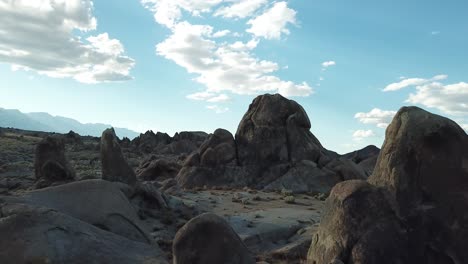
[284, 195, 295, 204]
[281, 188, 293, 196]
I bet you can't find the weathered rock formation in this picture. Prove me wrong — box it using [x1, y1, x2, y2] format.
[132, 130, 172, 153]
[137, 157, 181, 181]
[101, 128, 136, 185]
[342, 145, 379, 164]
[177, 94, 366, 193]
[307, 106, 468, 264]
[307, 180, 408, 264]
[161, 131, 209, 155]
[0, 202, 167, 264]
[131, 130, 209, 156]
[34, 136, 75, 187]
[173, 213, 255, 264]
[343, 145, 380, 177]
[176, 129, 253, 188]
[2, 180, 151, 244]
[236, 94, 324, 166]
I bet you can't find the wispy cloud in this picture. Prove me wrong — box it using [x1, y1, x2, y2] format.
[321, 60, 336, 72]
[212, 30, 231, 38]
[383, 74, 447, 92]
[214, 0, 267, 19]
[206, 105, 229, 114]
[322, 61, 336, 68]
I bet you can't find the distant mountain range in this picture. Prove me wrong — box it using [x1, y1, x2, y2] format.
[0, 108, 139, 139]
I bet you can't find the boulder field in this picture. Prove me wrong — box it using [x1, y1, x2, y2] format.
[1, 94, 466, 264]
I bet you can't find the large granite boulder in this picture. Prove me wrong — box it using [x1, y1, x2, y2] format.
[34, 136, 75, 188]
[160, 131, 209, 155]
[132, 130, 172, 153]
[308, 106, 468, 264]
[137, 157, 181, 181]
[369, 106, 468, 262]
[101, 128, 136, 185]
[177, 129, 252, 188]
[342, 145, 379, 164]
[177, 94, 366, 193]
[173, 213, 255, 264]
[343, 145, 380, 177]
[0, 202, 167, 264]
[324, 158, 367, 182]
[2, 180, 151, 244]
[263, 160, 340, 194]
[236, 94, 324, 166]
[198, 129, 237, 167]
[307, 180, 408, 264]
[369, 106, 468, 216]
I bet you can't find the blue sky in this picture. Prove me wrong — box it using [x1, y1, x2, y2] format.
[0, 0, 467, 153]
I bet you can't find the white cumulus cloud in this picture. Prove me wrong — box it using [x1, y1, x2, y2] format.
[0, 0, 134, 84]
[355, 108, 397, 129]
[142, 0, 312, 107]
[352, 130, 375, 141]
[246, 1, 297, 40]
[156, 21, 313, 98]
[406, 82, 468, 116]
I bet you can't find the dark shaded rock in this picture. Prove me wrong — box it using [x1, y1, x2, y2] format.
[308, 106, 468, 264]
[173, 213, 255, 264]
[63, 130, 83, 145]
[199, 129, 237, 167]
[176, 129, 252, 188]
[132, 130, 172, 153]
[263, 161, 340, 194]
[2, 179, 151, 244]
[34, 136, 75, 187]
[119, 136, 132, 148]
[157, 131, 209, 155]
[369, 106, 468, 216]
[324, 158, 367, 182]
[173, 131, 209, 143]
[160, 178, 181, 194]
[343, 145, 380, 177]
[307, 180, 408, 264]
[101, 128, 136, 185]
[369, 106, 468, 263]
[137, 157, 181, 181]
[342, 145, 379, 164]
[0, 202, 167, 264]
[236, 94, 324, 166]
[177, 95, 362, 193]
[357, 155, 378, 177]
[177, 165, 253, 189]
[132, 182, 169, 212]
